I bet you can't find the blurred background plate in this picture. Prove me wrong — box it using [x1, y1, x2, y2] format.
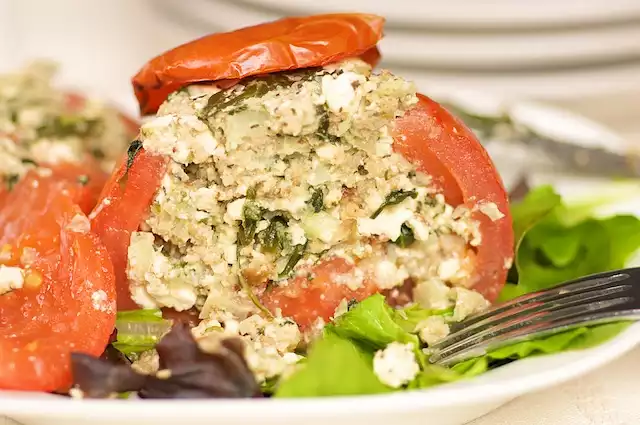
[185, 0, 640, 29]
[155, 0, 640, 69]
[152, 0, 640, 112]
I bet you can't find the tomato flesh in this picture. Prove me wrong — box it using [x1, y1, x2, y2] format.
[0, 172, 116, 391]
[90, 148, 169, 311]
[260, 257, 379, 330]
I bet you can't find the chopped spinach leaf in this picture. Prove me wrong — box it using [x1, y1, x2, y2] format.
[238, 201, 262, 247]
[20, 158, 37, 166]
[371, 189, 418, 219]
[258, 216, 290, 254]
[393, 224, 415, 248]
[308, 187, 324, 213]
[279, 242, 308, 278]
[246, 185, 258, 200]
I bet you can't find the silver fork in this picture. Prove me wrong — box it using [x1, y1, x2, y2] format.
[428, 268, 640, 366]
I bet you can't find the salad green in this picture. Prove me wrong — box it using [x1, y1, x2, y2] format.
[113, 186, 640, 397]
[273, 186, 639, 396]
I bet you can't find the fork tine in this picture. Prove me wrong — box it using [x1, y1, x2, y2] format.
[456, 270, 632, 331]
[439, 284, 632, 349]
[429, 295, 637, 365]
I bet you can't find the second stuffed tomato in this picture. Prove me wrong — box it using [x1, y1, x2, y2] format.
[90, 13, 513, 381]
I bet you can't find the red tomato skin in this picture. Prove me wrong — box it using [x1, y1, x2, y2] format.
[89, 148, 169, 311]
[260, 257, 379, 330]
[393, 94, 514, 302]
[0, 172, 116, 392]
[132, 14, 384, 115]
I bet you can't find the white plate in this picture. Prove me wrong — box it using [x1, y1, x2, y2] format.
[155, 0, 640, 68]
[175, 0, 640, 29]
[1, 97, 640, 425]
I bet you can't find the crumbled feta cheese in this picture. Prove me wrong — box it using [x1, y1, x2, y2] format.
[373, 342, 420, 388]
[332, 267, 365, 291]
[374, 260, 409, 289]
[477, 201, 505, 222]
[0, 265, 25, 295]
[224, 198, 246, 223]
[451, 287, 490, 321]
[416, 316, 450, 346]
[289, 223, 307, 246]
[437, 258, 462, 281]
[315, 143, 343, 160]
[321, 72, 358, 113]
[91, 289, 114, 313]
[30, 141, 78, 165]
[357, 205, 414, 241]
[413, 279, 453, 310]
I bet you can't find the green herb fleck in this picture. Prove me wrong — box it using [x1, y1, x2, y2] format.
[20, 158, 37, 166]
[238, 201, 262, 246]
[371, 189, 418, 219]
[258, 216, 290, 254]
[77, 175, 90, 186]
[279, 242, 308, 278]
[357, 165, 368, 175]
[37, 115, 103, 139]
[308, 187, 324, 213]
[393, 224, 415, 248]
[246, 186, 258, 200]
[91, 148, 106, 159]
[4, 174, 20, 191]
[118, 140, 142, 186]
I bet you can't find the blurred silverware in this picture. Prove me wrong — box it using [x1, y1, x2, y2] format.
[444, 103, 640, 179]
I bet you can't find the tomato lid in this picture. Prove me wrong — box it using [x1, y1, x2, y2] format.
[132, 13, 384, 115]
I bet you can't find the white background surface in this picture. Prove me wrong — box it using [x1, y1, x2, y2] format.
[0, 1, 639, 423]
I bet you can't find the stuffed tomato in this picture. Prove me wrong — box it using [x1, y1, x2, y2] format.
[90, 13, 513, 384]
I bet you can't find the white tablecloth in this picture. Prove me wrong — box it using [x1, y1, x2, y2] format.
[1, 1, 639, 424]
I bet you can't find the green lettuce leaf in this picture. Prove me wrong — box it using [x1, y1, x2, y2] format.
[328, 294, 420, 349]
[112, 309, 172, 357]
[500, 186, 640, 301]
[275, 330, 391, 397]
[451, 322, 632, 377]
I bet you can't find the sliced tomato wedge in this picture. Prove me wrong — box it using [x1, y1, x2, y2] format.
[132, 13, 384, 115]
[89, 147, 169, 311]
[0, 172, 116, 392]
[393, 94, 513, 302]
[0, 159, 108, 215]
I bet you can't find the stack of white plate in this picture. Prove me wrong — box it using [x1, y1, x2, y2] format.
[152, 0, 640, 101]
